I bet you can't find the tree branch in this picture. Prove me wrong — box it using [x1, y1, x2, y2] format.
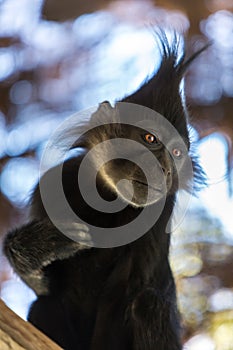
[0, 299, 62, 350]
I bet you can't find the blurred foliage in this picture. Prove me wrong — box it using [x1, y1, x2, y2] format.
[171, 207, 233, 347]
[0, 1, 233, 349]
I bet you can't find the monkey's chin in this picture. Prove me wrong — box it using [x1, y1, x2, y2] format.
[131, 191, 166, 208]
[116, 183, 166, 208]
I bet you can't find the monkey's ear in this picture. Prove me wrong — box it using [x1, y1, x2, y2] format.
[90, 101, 120, 126]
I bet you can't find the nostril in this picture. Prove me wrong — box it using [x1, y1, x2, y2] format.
[162, 168, 171, 176]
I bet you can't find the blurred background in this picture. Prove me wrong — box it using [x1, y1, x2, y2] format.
[0, 0, 232, 349]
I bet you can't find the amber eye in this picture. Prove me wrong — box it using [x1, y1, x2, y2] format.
[172, 148, 182, 158]
[143, 133, 158, 145]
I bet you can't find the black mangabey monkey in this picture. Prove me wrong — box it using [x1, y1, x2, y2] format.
[4, 35, 206, 350]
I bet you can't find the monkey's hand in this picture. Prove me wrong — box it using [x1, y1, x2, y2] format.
[3, 219, 90, 295]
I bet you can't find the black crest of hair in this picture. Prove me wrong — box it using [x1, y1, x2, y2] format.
[3, 32, 208, 350]
[122, 32, 208, 188]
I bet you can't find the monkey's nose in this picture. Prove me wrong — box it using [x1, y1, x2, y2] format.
[162, 167, 171, 177]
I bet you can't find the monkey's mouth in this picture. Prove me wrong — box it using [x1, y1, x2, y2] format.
[133, 179, 164, 193]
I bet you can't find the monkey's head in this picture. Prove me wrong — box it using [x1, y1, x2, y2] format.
[72, 34, 206, 209]
[76, 103, 190, 208]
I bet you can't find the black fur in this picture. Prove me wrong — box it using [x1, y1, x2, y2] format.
[4, 34, 207, 350]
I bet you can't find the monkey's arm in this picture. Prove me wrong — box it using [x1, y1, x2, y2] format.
[131, 280, 181, 350]
[3, 220, 89, 295]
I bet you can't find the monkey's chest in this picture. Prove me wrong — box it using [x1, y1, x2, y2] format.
[45, 249, 130, 344]
[47, 248, 123, 303]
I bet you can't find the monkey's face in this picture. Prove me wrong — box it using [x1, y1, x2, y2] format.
[93, 124, 187, 208]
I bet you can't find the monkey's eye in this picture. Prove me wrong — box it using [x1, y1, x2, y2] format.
[172, 148, 182, 158]
[143, 133, 159, 145]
